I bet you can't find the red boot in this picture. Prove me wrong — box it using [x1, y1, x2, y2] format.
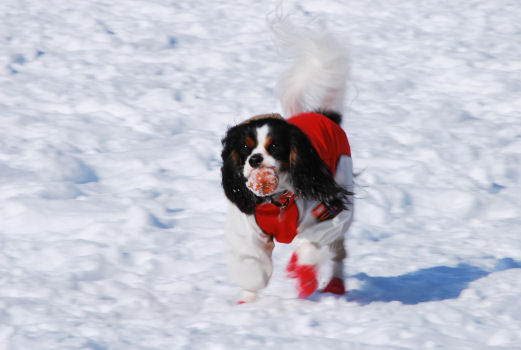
[286, 253, 318, 298]
[295, 264, 318, 298]
[320, 277, 346, 295]
[286, 252, 298, 277]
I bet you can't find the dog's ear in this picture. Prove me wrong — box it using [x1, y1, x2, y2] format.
[289, 127, 350, 210]
[221, 126, 261, 214]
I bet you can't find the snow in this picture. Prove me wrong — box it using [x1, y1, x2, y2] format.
[1, 0, 521, 349]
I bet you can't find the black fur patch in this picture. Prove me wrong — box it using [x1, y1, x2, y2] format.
[315, 109, 343, 125]
[221, 123, 261, 214]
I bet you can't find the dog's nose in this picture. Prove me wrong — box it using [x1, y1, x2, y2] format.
[248, 154, 263, 168]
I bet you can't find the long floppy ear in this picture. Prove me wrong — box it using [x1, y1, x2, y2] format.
[221, 127, 261, 214]
[289, 127, 350, 210]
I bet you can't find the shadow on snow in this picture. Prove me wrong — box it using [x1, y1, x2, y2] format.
[344, 258, 521, 305]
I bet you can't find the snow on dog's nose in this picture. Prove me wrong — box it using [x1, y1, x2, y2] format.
[247, 167, 279, 196]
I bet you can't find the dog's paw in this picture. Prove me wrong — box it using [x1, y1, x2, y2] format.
[286, 253, 318, 298]
[320, 277, 346, 295]
[237, 290, 257, 304]
[295, 264, 318, 298]
[286, 252, 299, 277]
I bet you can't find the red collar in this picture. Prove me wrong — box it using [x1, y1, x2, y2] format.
[255, 192, 299, 244]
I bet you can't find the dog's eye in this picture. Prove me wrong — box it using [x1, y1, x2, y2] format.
[267, 143, 279, 154]
[240, 144, 251, 156]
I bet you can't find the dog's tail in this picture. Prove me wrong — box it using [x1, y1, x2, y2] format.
[268, 14, 349, 119]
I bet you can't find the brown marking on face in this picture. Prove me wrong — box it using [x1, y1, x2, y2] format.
[289, 148, 298, 166]
[230, 150, 240, 163]
[264, 136, 274, 150]
[245, 137, 255, 149]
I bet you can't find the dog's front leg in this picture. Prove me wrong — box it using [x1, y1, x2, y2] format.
[224, 203, 274, 303]
[286, 239, 323, 298]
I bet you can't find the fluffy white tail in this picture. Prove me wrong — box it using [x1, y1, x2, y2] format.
[268, 14, 349, 117]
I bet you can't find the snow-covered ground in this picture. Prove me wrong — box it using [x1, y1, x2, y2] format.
[1, 0, 521, 349]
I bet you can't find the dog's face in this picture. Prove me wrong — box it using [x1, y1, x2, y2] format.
[241, 123, 288, 180]
[221, 114, 349, 214]
[221, 117, 292, 214]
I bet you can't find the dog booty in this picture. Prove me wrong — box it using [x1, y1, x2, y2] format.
[286, 253, 318, 298]
[295, 264, 318, 298]
[320, 277, 346, 295]
[237, 290, 257, 304]
[286, 252, 299, 277]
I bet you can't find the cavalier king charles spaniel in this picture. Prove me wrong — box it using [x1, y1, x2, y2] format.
[221, 15, 354, 303]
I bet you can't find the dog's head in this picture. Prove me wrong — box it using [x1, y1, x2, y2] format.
[221, 113, 349, 214]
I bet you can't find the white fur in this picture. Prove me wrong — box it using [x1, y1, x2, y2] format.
[293, 239, 325, 266]
[225, 202, 273, 293]
[268, 14, 349, 117]
[238, 290, 257, 303]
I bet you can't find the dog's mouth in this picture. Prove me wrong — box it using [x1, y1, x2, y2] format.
[246, 166, 279, 197]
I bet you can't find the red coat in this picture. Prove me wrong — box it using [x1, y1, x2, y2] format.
[255, 112, 351, 243]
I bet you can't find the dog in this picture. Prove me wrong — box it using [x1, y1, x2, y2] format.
[221, 15, 354, 303]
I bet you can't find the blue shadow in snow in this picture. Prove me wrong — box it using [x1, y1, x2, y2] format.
[346, 258, 521, 305]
